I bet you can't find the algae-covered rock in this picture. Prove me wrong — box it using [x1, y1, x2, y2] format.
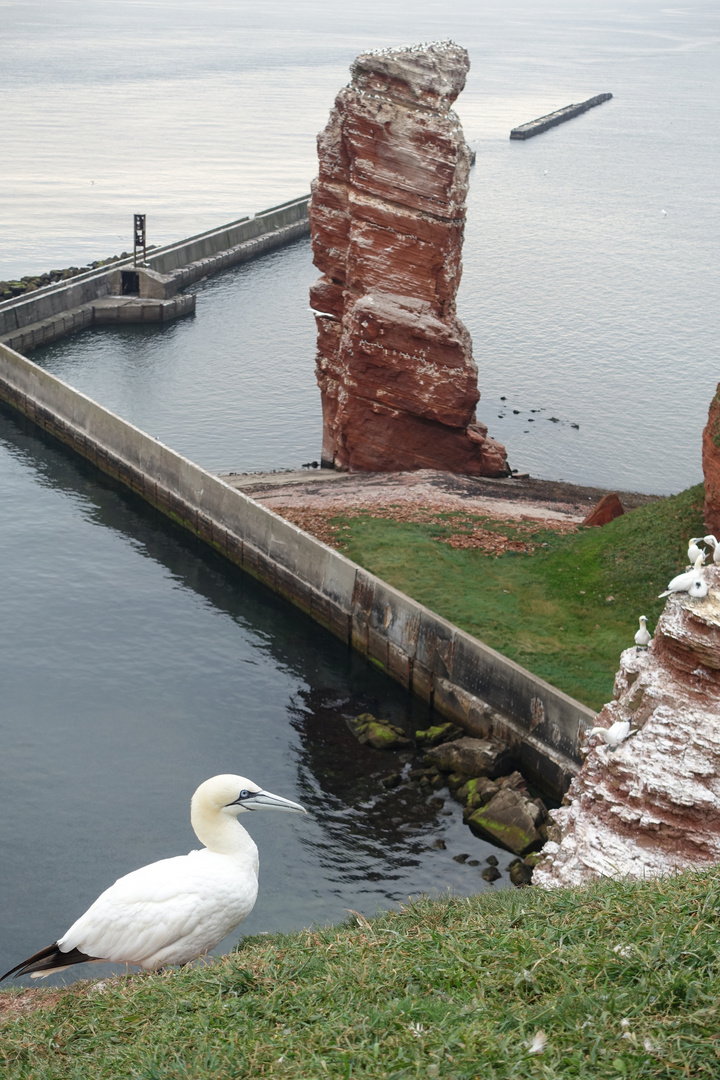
[509, 860, 533, 886]
[347, 713, 412, 749]
[481, 865, 501, 882]
[415, 722, 463, 747]
[457, 775, 498, 813]
[466, 787, 546, 855]
[425, 736, 514, 779]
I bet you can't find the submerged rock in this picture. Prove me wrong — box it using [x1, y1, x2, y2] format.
[347, 713, 412, 749]
[425, 736, 514, 779]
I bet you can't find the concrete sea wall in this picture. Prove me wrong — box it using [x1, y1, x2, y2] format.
[0, 328, 594, 796]
[0, 197, 310, 354]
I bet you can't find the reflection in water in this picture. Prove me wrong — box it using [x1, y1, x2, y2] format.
[0, 406, 509, 986]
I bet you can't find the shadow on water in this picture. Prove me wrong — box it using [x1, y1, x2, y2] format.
[0, 404, 513, 986]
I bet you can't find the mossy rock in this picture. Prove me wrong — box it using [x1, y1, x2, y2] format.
[466, 788, 544, 856]
[415, 722, 463, 747]
[347, 713, 412, 750]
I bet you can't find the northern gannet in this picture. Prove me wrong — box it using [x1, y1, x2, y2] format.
[1, 775, 306, 980]
[658, 555, 708, 598]
[687, 538, 706, 566]
[589, 720, 631, 748]
[703, 535, 720, 564]
[634, 615, 652, 649]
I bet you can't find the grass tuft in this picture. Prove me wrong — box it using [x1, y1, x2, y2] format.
[3, 870, 720, 1077]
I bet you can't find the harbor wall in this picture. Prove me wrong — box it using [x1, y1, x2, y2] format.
[0, 197, 310, 353]
[0, 333, 595, 797]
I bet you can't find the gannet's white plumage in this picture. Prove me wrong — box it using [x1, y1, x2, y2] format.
[1, 775, 306, 980]
[590, 720, 631, 748]
[634, 615, 652, 649]
[703, 535, 720, 564]
[687, 538, 706, 566]
[658, 554, 708, 598]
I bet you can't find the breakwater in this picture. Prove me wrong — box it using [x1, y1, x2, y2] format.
[510, 93, 612, 140]
[0, 197, 310, 355]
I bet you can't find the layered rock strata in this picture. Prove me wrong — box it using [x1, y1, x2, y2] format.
[702, 382, 720, 536]
[309, 41, 507, 475]
[535, 567, 720, 888]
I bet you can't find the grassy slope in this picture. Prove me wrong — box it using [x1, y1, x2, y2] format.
[3, 870, 720, 1079]
[336, 484, 706, 710]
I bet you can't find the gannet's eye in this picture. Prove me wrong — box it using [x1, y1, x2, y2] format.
[238, 789, 251, 800]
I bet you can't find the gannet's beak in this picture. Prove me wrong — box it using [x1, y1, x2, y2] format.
[239, 789, 307, 814]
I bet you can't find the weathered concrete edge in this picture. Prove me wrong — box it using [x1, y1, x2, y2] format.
[0, 341, 595, 796]
[0, 196, 310, 344]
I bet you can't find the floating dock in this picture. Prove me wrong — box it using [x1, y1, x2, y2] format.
[510, 93, 612, 140]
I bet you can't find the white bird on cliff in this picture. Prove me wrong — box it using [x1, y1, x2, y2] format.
[687, 538, 706, 566]
[703, 535, 720, 564]
[589, 719, 631, 748]
[1, 775, 306, 980]
[658, 554, 708, 599]
[634, 615, 652, 650]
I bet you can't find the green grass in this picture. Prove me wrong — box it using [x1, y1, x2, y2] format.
[3, 870, 720, 1078]
[336, 484, 706, 710]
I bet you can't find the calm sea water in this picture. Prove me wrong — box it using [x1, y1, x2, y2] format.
[4, 0, 719, 491]
[1, 0, 719, 982]
[0, 405, 510, 985]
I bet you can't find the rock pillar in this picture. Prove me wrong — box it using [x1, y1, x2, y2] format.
[309, 41, 508, 475]
[702, 383, 720, 536]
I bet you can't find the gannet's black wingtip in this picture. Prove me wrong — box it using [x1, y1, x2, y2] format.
[1, 942, 99, 980]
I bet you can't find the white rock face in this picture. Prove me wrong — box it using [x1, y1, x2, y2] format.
[535, 567, 720, 888]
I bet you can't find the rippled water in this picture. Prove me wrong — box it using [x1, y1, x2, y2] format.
[0, 406, 514, 984]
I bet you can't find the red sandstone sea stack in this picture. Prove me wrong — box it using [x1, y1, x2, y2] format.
[534, 569, 720, 888]
[309, 41, 508, 476]
[702, 382, 720, 536]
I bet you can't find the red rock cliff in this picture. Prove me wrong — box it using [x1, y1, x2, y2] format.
[309, 41, 508, 476]
[702, 383, 720, 536]
[534, 569, 720, 888]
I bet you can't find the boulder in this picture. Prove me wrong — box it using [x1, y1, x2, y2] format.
[415, 721, 463, 746]
[581, 492, 625, 527]
[347, 713, 412, 749]
[309, 41, 508, 477]
[425, 736, 514, 778]
[466, 787, 546, 855]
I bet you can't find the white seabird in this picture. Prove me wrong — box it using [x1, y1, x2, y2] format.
[703, 535, 720, 564]
[589, 719, 631, 748]
[658, 554, 708, 598]
[1, 774, 306, 980]
[634, 615, 652, 649]
[687, 538, 706, 566]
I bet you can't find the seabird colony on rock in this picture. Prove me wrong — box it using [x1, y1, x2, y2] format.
[1, 775, 306, 980]
[659, 553, 709, 599]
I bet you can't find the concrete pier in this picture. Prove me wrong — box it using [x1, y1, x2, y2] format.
[510, 93, 612, 140]
[0, 196, 310, 354]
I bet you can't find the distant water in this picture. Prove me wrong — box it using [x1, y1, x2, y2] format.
[4, 0, 719, 492]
